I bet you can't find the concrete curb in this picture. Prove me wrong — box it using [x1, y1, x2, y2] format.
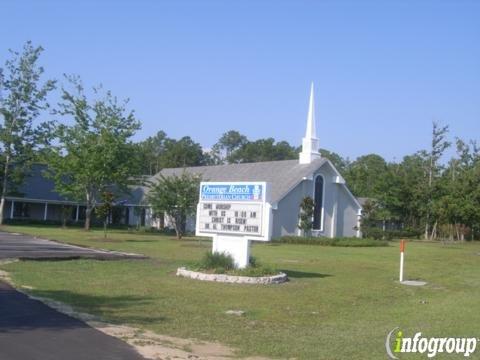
[176, 267, 288, 284]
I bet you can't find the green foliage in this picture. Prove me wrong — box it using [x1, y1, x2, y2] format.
[0, 41, 56, 223]
[193, 251, 277, 276]
[361, 227, 422, 240]
[46, 75, 140, 230]
[339, 121, 480, 242]
[298, 196, 314, 236]
[160, 136, 208, 168]
[228, 138, 298, 164]
[133, 132, 212, 175]
[319, 149, 349, 174]
[273, 236, 389, 247]
[211, 130, 248, 164]
[96, 192, 115, 238]
[344, 154, 389, 198]
[132, 130, 167, 175]
[195, 251, 235, 273]
[147, 171, 201, 239]
[229, 263, 278, 277]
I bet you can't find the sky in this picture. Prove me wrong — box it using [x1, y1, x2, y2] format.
[1, 0, 479, 161]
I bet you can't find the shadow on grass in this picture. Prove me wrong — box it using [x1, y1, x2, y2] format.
[281, 270, 332, 279]
[0, 286, 166, 333]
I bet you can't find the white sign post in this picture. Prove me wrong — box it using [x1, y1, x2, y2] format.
[399, 240, 405, 282]
[196, 182, 272, 268]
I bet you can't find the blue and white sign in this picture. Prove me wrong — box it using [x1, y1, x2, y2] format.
[196, 181, 272, 268]
[200, 184, 263, 202]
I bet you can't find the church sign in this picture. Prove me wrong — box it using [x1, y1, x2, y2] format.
[200, 184, 263, 202]
[197, 182, 269, 238]
[198, 202, 263, 236]
[196, 181, 273, 268]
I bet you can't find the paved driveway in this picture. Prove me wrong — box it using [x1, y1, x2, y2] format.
[0, 231, 147, 359]
[0, 281, 145, 360]
[0, 231, 145, 260]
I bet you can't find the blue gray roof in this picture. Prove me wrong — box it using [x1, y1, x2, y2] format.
[150, 158, 329, 204]
[13, 164, 71, 202]
[10, 159, 360, 208]
[10, 164, 146, 205]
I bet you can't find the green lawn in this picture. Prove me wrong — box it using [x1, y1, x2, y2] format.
[1, 225, 479, 359]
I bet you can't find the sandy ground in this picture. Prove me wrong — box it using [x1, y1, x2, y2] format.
[0, 263, 271, 360]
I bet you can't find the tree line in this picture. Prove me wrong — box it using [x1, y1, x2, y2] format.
[0, 42, 478, 240]
[346, 124, 480, 242]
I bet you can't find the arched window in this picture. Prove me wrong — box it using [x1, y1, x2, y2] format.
[313, 175, 324, 230]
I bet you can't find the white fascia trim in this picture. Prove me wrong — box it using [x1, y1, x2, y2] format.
[5, 197, 82, 206]
[5, 196, 144, 208]
[323, 159, 363, 210]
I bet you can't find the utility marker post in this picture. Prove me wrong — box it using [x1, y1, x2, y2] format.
[399, 240, 406, 282]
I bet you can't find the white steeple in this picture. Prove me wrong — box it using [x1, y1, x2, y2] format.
[299, 82, 321, 164]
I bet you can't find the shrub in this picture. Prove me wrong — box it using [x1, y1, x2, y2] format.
[298, 196, 315, 236]
[196, 251, 235, 272]
[192, 252, 278, 276]
[273, 236, 388, 247]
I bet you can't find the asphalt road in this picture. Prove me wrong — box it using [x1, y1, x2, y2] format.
[0, 281, 145, 360]
[0, 231, 145, 260]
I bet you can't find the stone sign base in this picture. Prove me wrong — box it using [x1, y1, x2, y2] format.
[176, 267, 288, 285]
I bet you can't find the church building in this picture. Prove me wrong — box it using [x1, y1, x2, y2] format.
[2, 84, 362, 238]
[150, 84, 363, 238]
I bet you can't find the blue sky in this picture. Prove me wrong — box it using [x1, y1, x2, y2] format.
[1, 0, 479, 161]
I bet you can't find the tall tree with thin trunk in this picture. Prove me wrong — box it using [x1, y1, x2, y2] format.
[0, 42, 56, 224]
[424, 121, 450, 239]
[47, 76, 140, 230]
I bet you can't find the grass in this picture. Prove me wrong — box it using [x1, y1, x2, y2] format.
[1, 224, 480, 359]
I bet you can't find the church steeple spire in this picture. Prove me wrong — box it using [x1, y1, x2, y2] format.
[299, 82, 321, 164]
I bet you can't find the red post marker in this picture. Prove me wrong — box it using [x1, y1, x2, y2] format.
[399, 240, 406, 282]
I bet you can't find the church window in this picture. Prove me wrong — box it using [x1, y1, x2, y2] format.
[313, 175, 324, 230]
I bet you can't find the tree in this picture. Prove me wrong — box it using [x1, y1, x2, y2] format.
[47, 76, 140, 230]
[229, 138, 298, 163]
[0, 42, 56, 224]
[424, 122, 450, 239]
[96, 192, 114, 238]
[160, 136, 207, 168]
[320, 149, 349, 175]
[134, 131, 167, 175]
[343, 154, 389, 197]
[436, 138, 480, 241]
[133, 132, 212, 174]
[395, 152, 430, 229]
[147, 171, 201, 239]
[298, 196, 314, 236]
[212, 130, 248, 164]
